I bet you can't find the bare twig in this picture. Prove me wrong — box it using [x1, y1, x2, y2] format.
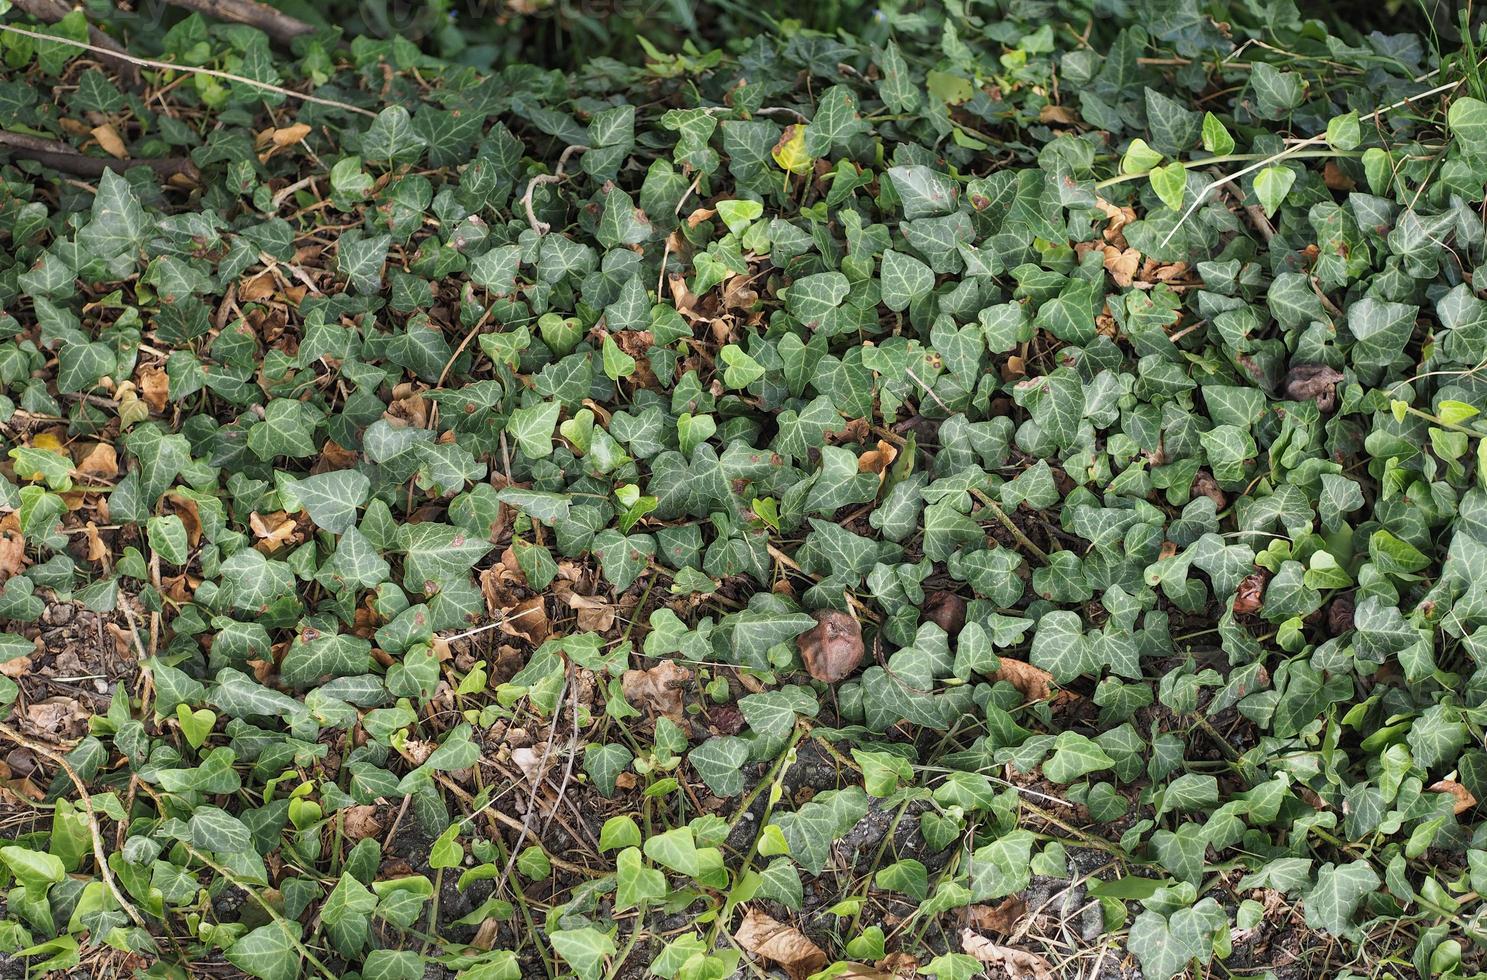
[1161, 72, 1462, 246]
[11, 0, 141, 88]
[522, 144, 590, 234]
[0, 24, 376, 117]
[971, 489, 1051, 564]
[0, 129, 197, 180]
[0, 722, 147, 928]
[163, 0, 314, 44]
[491, 668, 570, 897]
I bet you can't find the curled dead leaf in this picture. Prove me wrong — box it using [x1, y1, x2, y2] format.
[249, 511, 299, 553]
[734, 909, 828, 980]
[501, 596, 550, 645]
[0, 515, 24, 582]
[137, 366, 170, 413]
[1282, 364, 1344, 413]
[1327, 594, 1355, 636]
[959, 930, 1055, 980]
[621, 659, 693, 722]
[1232, 570, 1269, 616]
[567, 592, 616, 633]
[1102, 245, 1141, 288]
[1038, 104, 1077, 126]
[798, 609, 864, 683]
[341, 804, 384, 841]
[1190, 470, 1226, 509]
[74, 443, 119, 481]
[857, 439, 898, 478]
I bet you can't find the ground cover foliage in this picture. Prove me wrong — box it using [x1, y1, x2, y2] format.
[0, 0, 1486, 977]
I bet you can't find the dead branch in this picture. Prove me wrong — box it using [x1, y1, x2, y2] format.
[0, 129, 198, 181]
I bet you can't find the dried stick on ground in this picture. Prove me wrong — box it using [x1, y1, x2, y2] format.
[0, 130, 198, 181]
[163, 0, 314, 45]
[11, 0, 141, 87]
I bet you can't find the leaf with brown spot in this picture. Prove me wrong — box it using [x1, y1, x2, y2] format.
[734, 909, 828, 980]
[1428, 779, 1476, 815]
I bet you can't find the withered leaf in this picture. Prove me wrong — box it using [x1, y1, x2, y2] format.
[734, 910, 828, 980]
[798, 609, 864, 683]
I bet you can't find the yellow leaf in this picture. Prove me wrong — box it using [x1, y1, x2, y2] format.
[91, 124, 127, 160]
[31, 433, 67, 455]
[771, 125, 814, 175]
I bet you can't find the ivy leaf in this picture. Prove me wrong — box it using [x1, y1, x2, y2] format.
[880, 249, 935, 312]
[284, 470, 371, 534]
[1304, 861, 1380, 936]
[550, 927, 616, 980]
[398, 523, 493, 592]
[1253, 166, 1296, 217]
[1149, 161, 1186, 211]
[225, 921, 302, 980]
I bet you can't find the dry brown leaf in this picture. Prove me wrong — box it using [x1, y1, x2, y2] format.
[857, 439, 898, 477]
[1191, 470, 1226, 509]
[341, 804, 384, 840]
[1323, 159, 1356, 191]
[73, 443, 117, 482]
[877, 952, 919, 977]
[511, 746, 548, 786]
[1102, 245, 1141, 288]
[1428, 779, 1476, 815]
[83, 522, 109, 564]
[734, 910, 828, 980]
[26, 697, 86, 738]
[987, 657, 1054, 702]
[167, 494, 204, 548]
[797, 609, 864, 683]
[1282, 363, 1345, 413]
[967, 896, 1026, 934]
[137, 366, 170, 413]
[250, 511, 298, 553]
[621, 660, 693, 722]
[685, 207, 717, 229]
[501, 596, 550, 645]
[959, 930, 1055, 980]
[922, 591, 967, 639]
[1232, 570, 1268, 616]
[1038, 104, 1077, 126]
[568, 593, 616, 633]
[0, 654, 33, 679]
[0, 515, 25, 582]
[91, 124, 127, 159]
